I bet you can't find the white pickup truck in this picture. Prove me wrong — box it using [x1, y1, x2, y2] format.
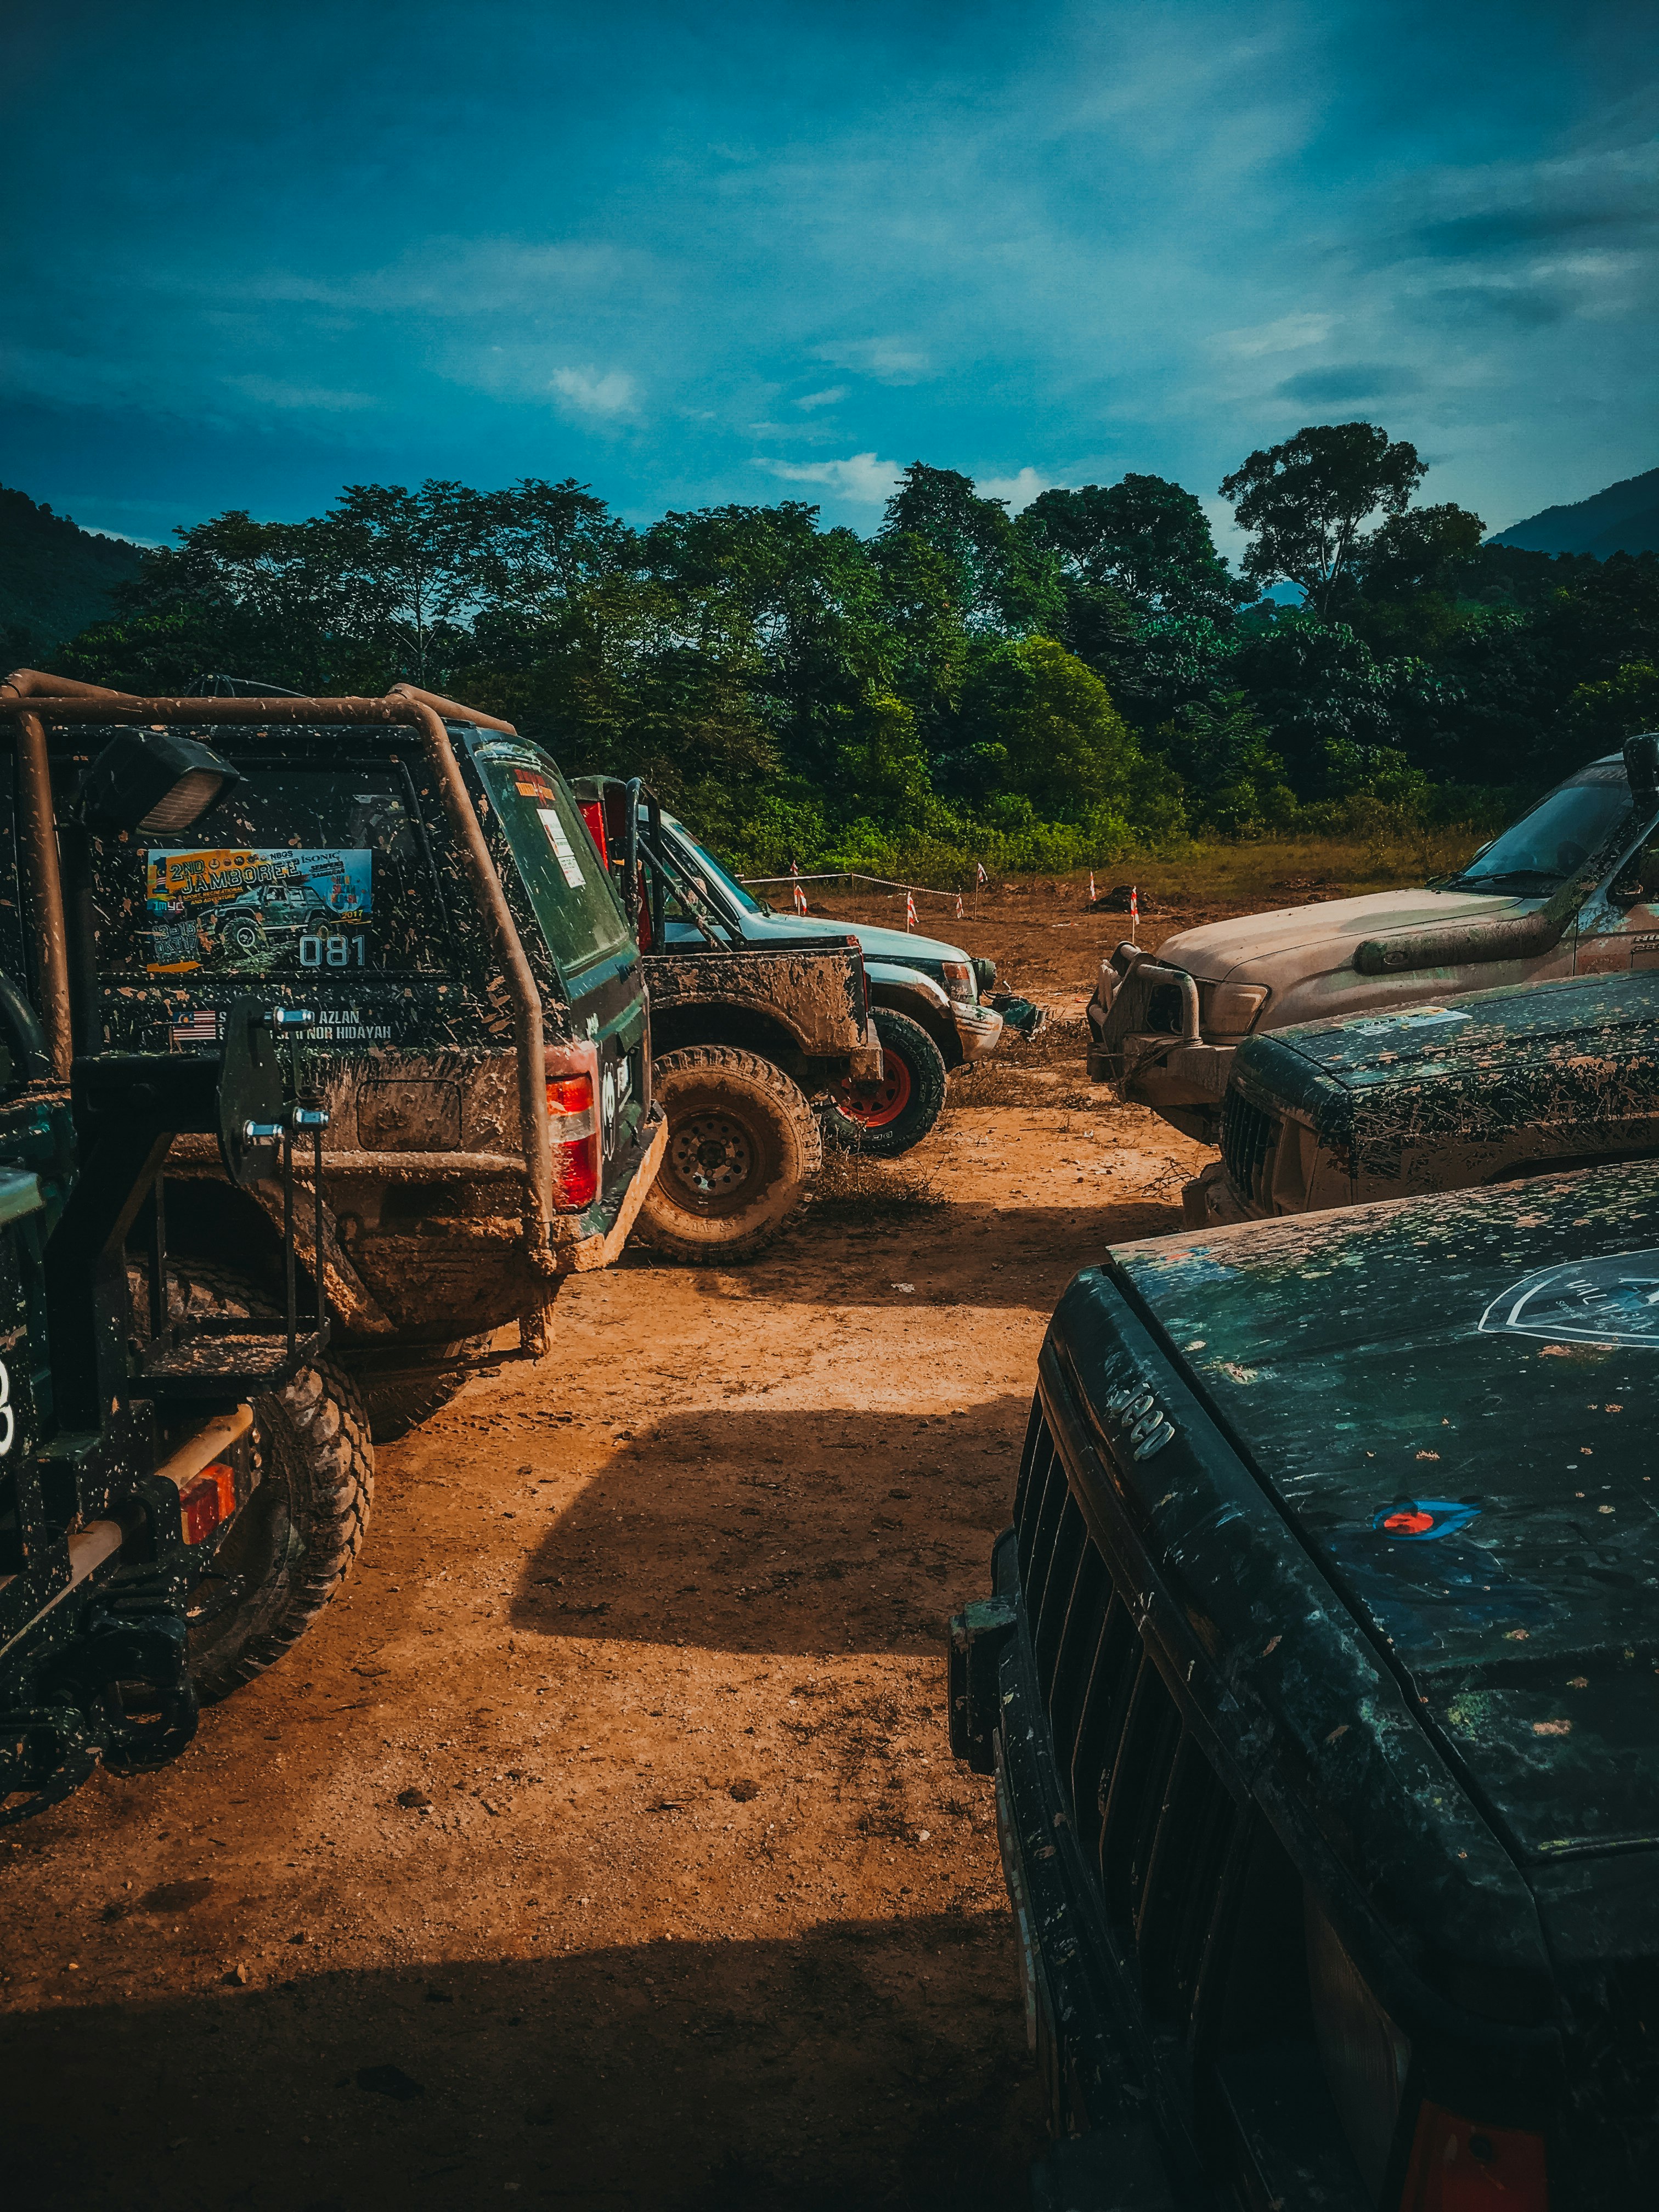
[1087, 733, 1659, 1143]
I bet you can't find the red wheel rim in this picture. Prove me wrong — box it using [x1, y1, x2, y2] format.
[833, 1051, 912, 1130]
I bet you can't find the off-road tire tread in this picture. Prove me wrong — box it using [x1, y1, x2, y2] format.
[820, 1006, 949, 1159]
[359, 1335, 494, 1443]
[637, 1045, 820, 1265]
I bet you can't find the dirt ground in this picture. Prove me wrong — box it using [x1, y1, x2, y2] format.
[0, 887, 1214, 2212]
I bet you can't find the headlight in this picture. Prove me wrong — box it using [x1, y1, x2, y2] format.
[941, 960, 975, 1005]
[1306, 1889, 1410, 2203]
[1206, 982, 1270, 1036]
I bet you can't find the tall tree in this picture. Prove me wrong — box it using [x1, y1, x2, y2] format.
[878, 463, 1063, 636]
[328, 479, 494, 684]
[1221, 423, 1427, 616]
[1020, 476, 1246, 621]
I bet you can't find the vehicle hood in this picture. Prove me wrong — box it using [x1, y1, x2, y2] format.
[1155, 885, 1537, 986]
[1233, 968, 1659, 1150]
[1114, 1159, 1659, 1865]
[744, 909, 968, 969]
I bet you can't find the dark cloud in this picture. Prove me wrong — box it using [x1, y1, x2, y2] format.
[1413, 201, 1659, 259]
[1274, 364, 1426, 404]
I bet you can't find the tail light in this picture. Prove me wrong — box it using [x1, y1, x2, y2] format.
[1399, 2105, 1548, 2210]
[577, 799, 610, 868]
[179, 1462, 236, 1544]
[548, 1074, 599, 1209]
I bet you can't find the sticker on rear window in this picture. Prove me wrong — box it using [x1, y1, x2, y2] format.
[1480, 1252, 1659, 1347]
[537, 809, 586, 889]
[145, 848, 372, 976]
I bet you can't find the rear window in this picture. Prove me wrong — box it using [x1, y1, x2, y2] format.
[88, 763, 448, 979]
[470, 739, 630, 976]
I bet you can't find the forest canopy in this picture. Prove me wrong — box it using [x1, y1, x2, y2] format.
[49, 428, 1659, 879]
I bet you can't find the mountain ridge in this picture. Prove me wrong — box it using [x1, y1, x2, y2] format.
[0, 485, 147, 662]
[1489, 465, 1659, 558]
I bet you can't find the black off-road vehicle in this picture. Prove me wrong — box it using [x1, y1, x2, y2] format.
[573, 775, 882, 1261]
[953, 1164, 1659, 2209]
[1189, 963, 1659, 1227]
[4, 671, 665, 1446]
[0, 706, 358, 1817]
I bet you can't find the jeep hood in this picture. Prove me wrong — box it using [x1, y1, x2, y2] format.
[744, 909, 969, 969]
[1156, 885, 1537, 988]
[1238, 966, 1659, 1113]
[1114, 1160, 1659, 1865]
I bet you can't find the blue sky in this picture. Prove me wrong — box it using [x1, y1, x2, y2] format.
[5, 1, 1655, 551]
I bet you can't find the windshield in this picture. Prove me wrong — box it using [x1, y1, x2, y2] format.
[472, 739, 631, 977]
[1447, 761, 1635, 891]
[663, 818, 767, 915]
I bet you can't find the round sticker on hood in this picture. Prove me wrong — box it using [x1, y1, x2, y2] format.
[1372, 1497, 1483, 1542]
[1480, 1252, 1659, 1347]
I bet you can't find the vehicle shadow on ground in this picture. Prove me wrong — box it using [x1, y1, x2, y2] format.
[622, 1196, 1186, 1313]
[0, 1915, 1040, 2212]
[507, 1397, 1032, 1656]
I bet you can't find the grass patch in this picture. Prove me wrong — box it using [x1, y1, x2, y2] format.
[807, 1144, 949, 1224]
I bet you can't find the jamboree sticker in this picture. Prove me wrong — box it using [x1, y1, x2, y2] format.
[145, 848, 373, 976]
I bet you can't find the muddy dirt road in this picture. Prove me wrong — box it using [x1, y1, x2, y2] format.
[0, 891, 1210, 2211]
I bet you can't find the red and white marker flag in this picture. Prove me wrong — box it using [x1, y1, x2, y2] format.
[1130, 884, 1139, 942]
[1088, 870, 1097, 902]
[905, 888, 917, 931]
[789, 857, 800, 876]
[955, 892, 964, 921]
[975, 861, 988, 885]
[793, 882, 808, 914]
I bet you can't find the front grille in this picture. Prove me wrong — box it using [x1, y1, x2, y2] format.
[1144, 983, 1184, 1035]
[1220, 1088, 1278, 1207]
[1014, 1401, 1239, 2030]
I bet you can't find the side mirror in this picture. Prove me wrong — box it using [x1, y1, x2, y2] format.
[1623, 731, 1659, 813]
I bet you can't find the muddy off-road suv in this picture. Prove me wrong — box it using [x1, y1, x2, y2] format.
[572, 775, 881, 1261]
[1092, 732, 1659, 1144]
[1188, 964, 1659, 1227]
[952, 1163, 1659, 2209]
[3, 670, 666, 1442]
[0, 698, 363, 1818]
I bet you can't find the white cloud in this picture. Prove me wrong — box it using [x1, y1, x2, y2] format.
[976, 466, 1057, 512]
[548, 365, 637, 417]
[223, 373, 377, 411]
[818, 337, 932, 385]
[753, 452, 901, 504]
[1214, 311, 1333, 358]
[794, 386, 846, 410]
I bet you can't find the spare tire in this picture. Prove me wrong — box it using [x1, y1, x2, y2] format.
[820, 1006, 948, 1159]
[635, 1045, 820, 1263]
[133, 1264, 374, 1702]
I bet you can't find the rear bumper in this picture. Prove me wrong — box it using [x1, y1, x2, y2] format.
[551, 1107, 667, 1275]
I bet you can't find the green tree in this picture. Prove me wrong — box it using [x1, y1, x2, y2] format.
[950, 636, 1141, 819]
[1567, 661, 1659, 748]
[1152, 691, 1296, 837]
[878, 463, 1063, 636]
[1020, 476, 1246, 621]
[1221, 422, 1427, 616]
[1355, 503, 1485, 599]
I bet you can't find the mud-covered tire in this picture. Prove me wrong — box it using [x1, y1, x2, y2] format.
[820, 1007, 948, 1159]
[356, 1336, 494, 1443]
[635, 1046, 820, 1264]
[136, 1265, 374, 1702]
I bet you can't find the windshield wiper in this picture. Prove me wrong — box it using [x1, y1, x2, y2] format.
[1442, 868, 1560, 892]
